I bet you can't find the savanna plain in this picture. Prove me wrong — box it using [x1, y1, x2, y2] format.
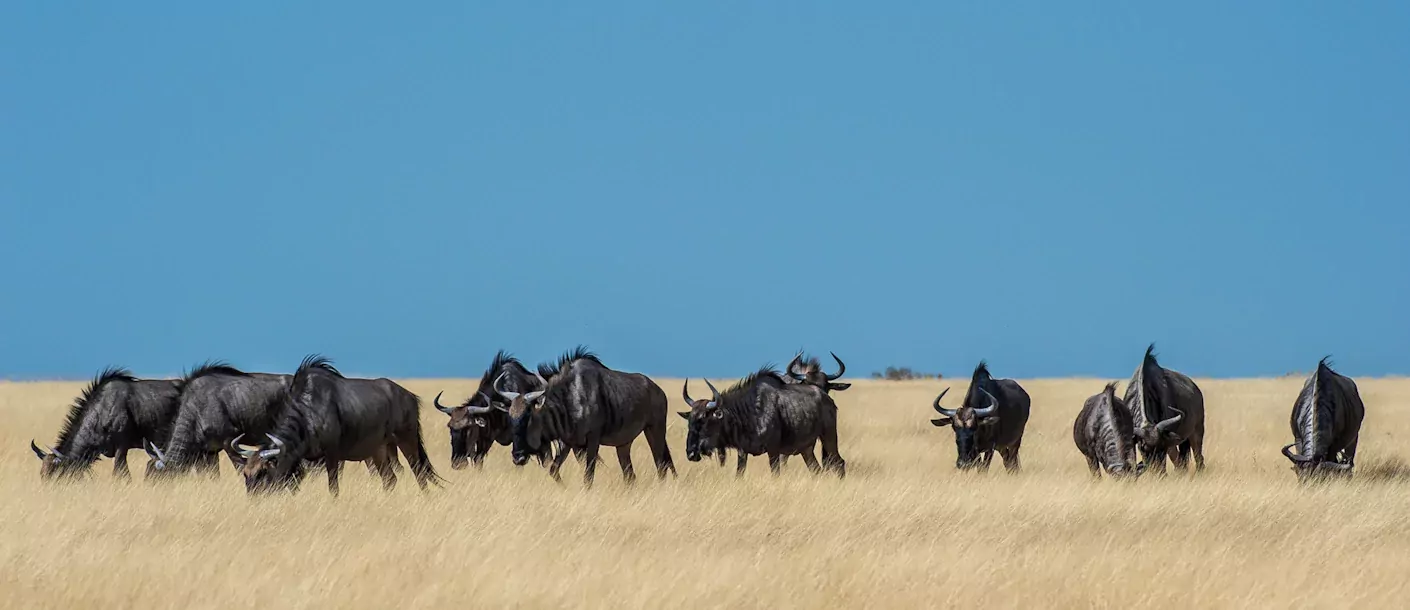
[3, 376, 1410, 609]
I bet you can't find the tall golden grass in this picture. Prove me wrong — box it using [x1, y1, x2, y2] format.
[2, 375, 1408, 609]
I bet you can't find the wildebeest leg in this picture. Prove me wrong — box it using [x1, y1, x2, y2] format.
[387, 441, 404, 473]
[1190, 435, 1206, 472]
[1142, 447, 1167, 476]
[820, 425, 846, 478]
[113, 450, 131, 480]
[1340, 438, 1359, 478]
[615, 444, 637, 484]
[195, 452, 221, 479]
[800, 450, 822, 474]
[999, 443, 1022, 473]
[1167, 445, 1188, 471]
[325, 459, 342, 497]
[371, 445, 398, 491]
[768, 453, 783, 476]
[547, 445, 572, 483]
[1085, 456, 1101, 479]
[716, 449, 727, 467]
[582, 437, 602, 488]
[735, 453, 749, 477]
[643, 421, 677, 479]
[980, 448, 995, 472]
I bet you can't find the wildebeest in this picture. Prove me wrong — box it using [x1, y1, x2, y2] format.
[1124, 344, 1206, 474]
[1073, 382, 1145, 479]
[235, 356, 441, 495]
[929, 361, 1030, 472]
[433, 350, 548, 470]
[494, 347, 674, 487]
[678, 366, 845, 478]
[30, 367, 180, 480]
[786, 351, 852, 394]
[143, 362, 290, 480]
[1282, 357, 1365, 481]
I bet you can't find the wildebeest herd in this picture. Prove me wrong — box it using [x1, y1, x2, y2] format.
[28, 344, 1367, 494]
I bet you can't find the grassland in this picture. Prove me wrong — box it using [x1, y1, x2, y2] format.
[3, 376, 1409, 609]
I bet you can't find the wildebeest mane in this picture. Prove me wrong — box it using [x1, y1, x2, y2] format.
[178, 360, 248, 390]
[1136, 343, 1169, 422]
[963, 361, 995, 408]
[721, 365, 785, 402]
[478, 350, 521, 390]
[55, 366, 136, 454]
[293, 354, 342, 384]
[537, 345, 602, 379]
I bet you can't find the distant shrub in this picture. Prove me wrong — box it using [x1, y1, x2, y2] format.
[871, 367, 942, 381]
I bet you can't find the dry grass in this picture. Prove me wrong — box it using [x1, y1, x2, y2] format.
[3, 376, 1409, 609]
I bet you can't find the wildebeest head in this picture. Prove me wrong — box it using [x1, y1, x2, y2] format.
[930, 386, 1000, 470]
[678, 379, 725, 462]
[29, 441, 80, 480]
[1281, 444, 1352, 482]
[786, 352, 851, 393]
[229, 434, 296, 494]
[1135, 406, 1186, 464]
[435, 391, 497, 470]
[493, 372, 547, 467]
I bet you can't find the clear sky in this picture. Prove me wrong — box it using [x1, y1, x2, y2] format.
[2, 4, 1407, 381]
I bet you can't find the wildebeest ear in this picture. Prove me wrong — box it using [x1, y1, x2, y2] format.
[828, 382, 852, 391]
[930, 418, 951, 427]
[677, 412, 691, 421]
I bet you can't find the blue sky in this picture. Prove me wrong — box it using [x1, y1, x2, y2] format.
[2, 4, 1407, 380]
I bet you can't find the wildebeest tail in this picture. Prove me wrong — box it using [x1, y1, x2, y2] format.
[408, 425, 445, 487]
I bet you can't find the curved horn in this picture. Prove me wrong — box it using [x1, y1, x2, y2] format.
[534, 371, 548, 388]
[464, 392, 495, 416]
[493, 372, 521, 401]
[932, 388, 956, 417]
[433, 391, 455, 415]
[1282, 443, 1315, 464]
[1155, 407, 1184, 433]
[230, 434, 257, 459]
[826, 352, 846, 381]
[267, 434, 285, 449]
[31, 440, 50, 458]
[786, 353, 806, 380]
[972, 388, 1000, 418]
[145, 439, 166, 462]
[703, 378, 722, 404]
[683, 379, 697, 407]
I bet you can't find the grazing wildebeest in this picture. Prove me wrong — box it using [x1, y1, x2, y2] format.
[143, 362, 291, 480]
[1073, 382, 1146, 479]
[494, 347, 674, 487]
[433, 350, 546, 470]
[929, 361, 1030, 473]
[1124, 344, 1206, 474]
[678, 366, 845, 478]
[235, 356, 440, 496]
[30, 367, 180, 480]
[1282, 357, 1365, 482]
[786, 351, 852, 394]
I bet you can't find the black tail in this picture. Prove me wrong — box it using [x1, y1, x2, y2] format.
[409, 427, 445, 488]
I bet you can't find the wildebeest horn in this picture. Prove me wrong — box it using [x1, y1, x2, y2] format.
[493, 372, 521, 401]
[682, 379, 697, 407]
[786, 353, 806, 380]
[230, 434, 257, 459]
[932, 388, 957, 417]
[524, 373, 547, 402]
[826, 352, 846, 381]
[145, 439, 166, 462]
[30, 440, 55, 459]
[972, 388, 999, 418]
[1282, 443, 1315, 464]
[267, 434, 285, 450]
[464, 392, 495, 415]
[433, 391, 455, 415]
[703, 378, 722, 403]
[1155, 407, 1184, 433]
